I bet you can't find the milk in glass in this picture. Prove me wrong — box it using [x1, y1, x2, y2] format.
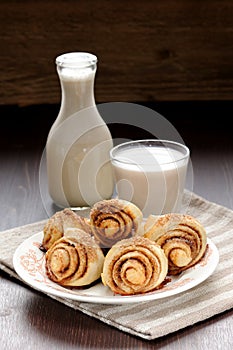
[110, 140, 189, 217]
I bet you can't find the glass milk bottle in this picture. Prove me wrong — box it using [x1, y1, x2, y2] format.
[46, 52, 114, 208]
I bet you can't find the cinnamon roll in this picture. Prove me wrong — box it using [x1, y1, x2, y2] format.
[90, 199, 143, 248]
[144, 213, 207, 275]
[42, 208, 92, 251]
[101, 236, 168, 295]
[45, 228, 104, 286]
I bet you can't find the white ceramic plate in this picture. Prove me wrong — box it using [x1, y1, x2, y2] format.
[13, 233, 219, 304]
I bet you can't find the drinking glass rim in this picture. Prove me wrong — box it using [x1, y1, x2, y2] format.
[110, 139, 190, 166]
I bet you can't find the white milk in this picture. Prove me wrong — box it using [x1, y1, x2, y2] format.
[111, 143, 189, 217]
[46, 53, 114, 208]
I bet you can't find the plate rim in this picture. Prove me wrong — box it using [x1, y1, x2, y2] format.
[13, 232, 219, 305]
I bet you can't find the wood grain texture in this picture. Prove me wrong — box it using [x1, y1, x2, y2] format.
[1, 1, 233, 106]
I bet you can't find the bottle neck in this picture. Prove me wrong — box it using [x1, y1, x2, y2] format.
[58, 68, 96, 119]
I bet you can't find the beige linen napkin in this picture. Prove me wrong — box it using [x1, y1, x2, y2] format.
[0, 192, 233, 340]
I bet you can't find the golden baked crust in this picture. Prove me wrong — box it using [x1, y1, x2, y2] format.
[45, 228, 104, 286]
[42, 208, 92, 251]
[144, 213, 207, 275]
[101, 236, 168, 295]
[90, 198, 143, 248]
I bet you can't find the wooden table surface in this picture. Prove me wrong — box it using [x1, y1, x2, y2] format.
[1, 102, 233, 349]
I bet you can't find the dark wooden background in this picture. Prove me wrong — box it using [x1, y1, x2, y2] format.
[1, 0, 233, 107]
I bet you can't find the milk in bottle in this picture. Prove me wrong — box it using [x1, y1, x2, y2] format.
[46, 52, 114, 208]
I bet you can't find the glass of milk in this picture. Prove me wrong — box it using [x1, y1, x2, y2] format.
[110, 139, 190, 217]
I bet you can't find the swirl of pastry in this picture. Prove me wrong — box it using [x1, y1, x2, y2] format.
[144, 213, 207, 275]
[90, 199, 143, 248]
[101, 236, 168, 295]
[42, 208, 92, 251]
[45, 228, 104, 286]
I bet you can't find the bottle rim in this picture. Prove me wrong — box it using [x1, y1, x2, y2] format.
[56, 52, 97, 68]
